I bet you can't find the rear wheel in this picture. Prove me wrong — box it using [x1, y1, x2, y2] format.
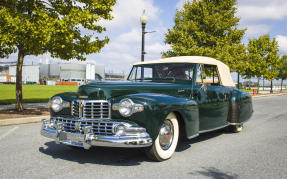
[146, 112, 179, 161]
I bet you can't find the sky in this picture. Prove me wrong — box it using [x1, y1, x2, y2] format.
[2, 0, 287, 76]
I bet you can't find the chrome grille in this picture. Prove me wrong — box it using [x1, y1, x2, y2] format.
[72, 100, 110, 119]
[55, 118, 113, 136]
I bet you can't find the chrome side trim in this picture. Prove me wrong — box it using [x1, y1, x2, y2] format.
[199, 124, 229, 134]
[189, 120, 250, 138]
[187, 133, 199, 139]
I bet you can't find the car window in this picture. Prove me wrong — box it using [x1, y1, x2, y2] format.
[135, 66, 153, 79]
[196, 64, 221, 86]
[128, 67, 137, 80]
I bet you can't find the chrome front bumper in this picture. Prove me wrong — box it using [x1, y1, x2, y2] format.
[40, 118, 152, 149]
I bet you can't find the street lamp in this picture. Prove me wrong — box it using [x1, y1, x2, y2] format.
[139, 10, 155, 79]
[140, 10, 148, 62]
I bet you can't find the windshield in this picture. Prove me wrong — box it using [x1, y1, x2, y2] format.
[127, 63, 195, 81]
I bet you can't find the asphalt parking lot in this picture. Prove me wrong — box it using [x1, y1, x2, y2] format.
[0, 95, 287, 178]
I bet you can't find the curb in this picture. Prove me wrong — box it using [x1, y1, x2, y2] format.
[252, 93, 287, 98]
[0, 103, 48, 111]
[0, 115, 50, 127]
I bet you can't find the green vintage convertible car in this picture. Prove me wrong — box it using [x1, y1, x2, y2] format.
[41, 56, 253, 161]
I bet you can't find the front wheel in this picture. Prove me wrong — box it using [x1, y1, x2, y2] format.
[146, 112, 179, 161]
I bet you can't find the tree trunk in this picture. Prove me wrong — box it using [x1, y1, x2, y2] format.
[257, 78, 260, 94]
[16, 49, 24, 112]
[270, 80, 273, 93]
[263, 76, 264, 91]
[281, 79, 283, 92]
[237, 72, 240, 89]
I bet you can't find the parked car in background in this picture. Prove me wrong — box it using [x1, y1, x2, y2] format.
[41, 56, 253, 161]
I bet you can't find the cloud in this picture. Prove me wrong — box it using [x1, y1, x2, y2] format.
[85, 0, 169, 73]
[238, 0, 287, 22]
[100, 0, 159, 29]
[88, 28, 168, 73]
[244, 24, 270, 38]
[115, 28, 141, 44]
[176, 0, 187, 10]
[146, 43, 170, 57]
[276, 35, 287, 53]
[176, 0, 287, 23]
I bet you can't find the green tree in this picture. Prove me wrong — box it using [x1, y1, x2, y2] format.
[227, 44, 248, 88]
[277, 55, 287, 91]
[0, 0, 116, 111]
[246, 35, 280, 93]
[163, 0, 247, 79]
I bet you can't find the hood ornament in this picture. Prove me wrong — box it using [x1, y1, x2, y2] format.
[79, 100, 85, 117]
[80, 100, 84, 108]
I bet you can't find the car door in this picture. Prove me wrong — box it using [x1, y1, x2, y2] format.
[194, 64, 229, 131]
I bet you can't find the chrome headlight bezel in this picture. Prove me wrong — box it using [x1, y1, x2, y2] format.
[118, 98, 134, 117]
[114, 98, 144, 117]
[49, 96, 63, 112]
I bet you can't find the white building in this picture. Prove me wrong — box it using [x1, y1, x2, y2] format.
[59, 64, 86, 80]
[39, 63, 105, 81]
[39, 64, 60, 78]
[0, 61, 105, 84]
[8, 65, 39, 84]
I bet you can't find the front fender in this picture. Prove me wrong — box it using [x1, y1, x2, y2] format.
[111, 93, 199, 141]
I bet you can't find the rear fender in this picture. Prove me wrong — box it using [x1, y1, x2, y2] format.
[228, 89, 253, 124]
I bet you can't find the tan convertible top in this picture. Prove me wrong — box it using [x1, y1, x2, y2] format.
[134, 56, 235, 87]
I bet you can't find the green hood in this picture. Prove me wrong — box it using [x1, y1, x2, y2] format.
[77, 81, 190, 100]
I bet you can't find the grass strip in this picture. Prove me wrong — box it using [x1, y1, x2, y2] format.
[0, 84, 78, 105]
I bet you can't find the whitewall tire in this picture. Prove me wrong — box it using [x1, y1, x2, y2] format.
[146, 112, 179, 161]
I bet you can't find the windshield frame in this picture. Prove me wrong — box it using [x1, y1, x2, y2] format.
[127, 63, 196, 83]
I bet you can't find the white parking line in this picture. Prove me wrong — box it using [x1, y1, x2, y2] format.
[0, 126, 19, 140]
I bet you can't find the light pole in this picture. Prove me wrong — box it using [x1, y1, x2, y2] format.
[140, 10, 148, 62]
[140, 10, 147, 79]
[139, 10, 155, 79]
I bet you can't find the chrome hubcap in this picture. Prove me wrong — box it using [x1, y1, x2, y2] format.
[159, 120, 174, 150]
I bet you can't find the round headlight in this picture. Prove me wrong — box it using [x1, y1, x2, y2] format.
[50, 96, 63, 112]
[119, 98, 134, 117]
